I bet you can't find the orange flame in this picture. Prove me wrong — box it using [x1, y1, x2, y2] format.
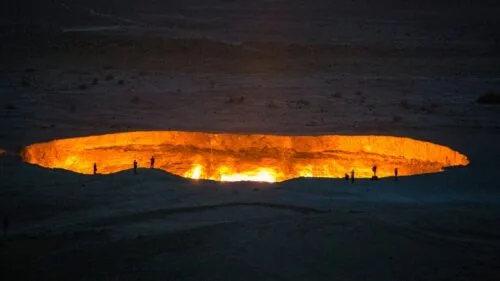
[20, 131, 469, 182]
[184, 164, 203, 180]
[219, 168, 277, 183]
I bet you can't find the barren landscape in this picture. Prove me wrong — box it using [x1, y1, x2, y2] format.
[1, 0, 500, 280]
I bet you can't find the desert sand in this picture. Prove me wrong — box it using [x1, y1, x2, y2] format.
[1, 0, 500, 280]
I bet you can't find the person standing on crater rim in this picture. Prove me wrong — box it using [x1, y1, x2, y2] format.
[133, 160, 138, 174]
[371, 165, 379, 180]
[93, 163, 97, 175]
[394, 167, 398, 181]
[150, 156, 155, 169]
[351, 169, 355, 183]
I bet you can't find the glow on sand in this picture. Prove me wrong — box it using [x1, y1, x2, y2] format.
[21, 131, 469, 182]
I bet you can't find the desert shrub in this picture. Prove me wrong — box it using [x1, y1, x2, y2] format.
[226, 96, 245, 104]
[332, 91, 342, 98]
[400, 99, 411, 110]
[420, 105, 434, 113]
[131, 96, 140, 103]
[21, 77, 30, 87]
[358, 96, 366, 105]
[477, 92, 500, 104]
[268, 101, 279, 109]
[297, 99, 310, 107]
[286, 99, 310, 109]
[306, 121, 318, 126]
[418, 99, 439, 113]
[105, 74, 114, 81]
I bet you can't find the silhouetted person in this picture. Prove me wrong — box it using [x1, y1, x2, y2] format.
[394, 167, 398, 181]
[133, 160, 138, 174]
[372, 165, 377, 177]
[150, 156, 155, 169]
[344, 173, 349, 180]
[351, 169, 355, 183]
[93, 163, 97, 175]
[3, 217, 9, 237]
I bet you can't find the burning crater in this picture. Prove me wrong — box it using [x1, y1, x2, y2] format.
[21, 131, 469, 183]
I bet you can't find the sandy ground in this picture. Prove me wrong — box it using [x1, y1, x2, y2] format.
[1, 156, 500, 280]
[1, 0, 500, 280]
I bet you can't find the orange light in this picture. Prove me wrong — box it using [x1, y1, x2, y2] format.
[21, 131, 469, 182]
[184, 164, 203, 180]
[219, 168, 277, 183]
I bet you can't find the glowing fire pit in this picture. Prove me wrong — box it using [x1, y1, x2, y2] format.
[21, 131, 469, 182]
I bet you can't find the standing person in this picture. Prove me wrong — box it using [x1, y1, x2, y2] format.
[150, 156, 155, 169]
[394, 167, 398, 181]
[133, 160, 138, 174]
[93, 163, 97, 175]
[350, 169, 355, 183]
[372, 165, 377, 177]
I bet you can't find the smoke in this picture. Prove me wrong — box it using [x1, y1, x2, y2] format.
[0, 148, 20, 157]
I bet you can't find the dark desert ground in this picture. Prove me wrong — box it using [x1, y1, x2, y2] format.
[1, 0, 500, 280]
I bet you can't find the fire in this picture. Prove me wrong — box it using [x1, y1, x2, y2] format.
[183, 164, 277, 182]
[219, 168, 277, 183]
[184, 164, 203, 180]
[20, 131, 469, 182]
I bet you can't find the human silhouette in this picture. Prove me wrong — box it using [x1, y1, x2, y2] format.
[350, 169, 355, 183]
[344, 173, 349, 180]
[150, 156, 155, 169]
[372, 165, 377, 177]
[394, 167, 398, 181]
[93, 163, 97, 175]
[133, 160, 138, 174]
